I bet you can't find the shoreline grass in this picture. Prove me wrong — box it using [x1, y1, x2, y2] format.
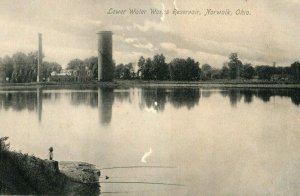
[0, 80, 300, 90]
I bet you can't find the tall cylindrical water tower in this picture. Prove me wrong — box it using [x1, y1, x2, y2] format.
[97, 31, 113, 81]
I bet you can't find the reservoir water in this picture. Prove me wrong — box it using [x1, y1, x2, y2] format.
[1, 87, 300, 195]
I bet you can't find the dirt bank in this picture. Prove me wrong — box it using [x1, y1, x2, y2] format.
[0, 150, 100, 195]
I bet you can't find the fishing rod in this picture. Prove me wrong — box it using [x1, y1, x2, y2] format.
[101, 187, 185, 194]
[97, 165, 180, 185]
[99, 165, 176, 170]
[99, 181, 184, 187]
[99, 176, 110, 180]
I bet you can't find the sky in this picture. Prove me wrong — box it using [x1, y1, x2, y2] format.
[0, 0, 299, 68]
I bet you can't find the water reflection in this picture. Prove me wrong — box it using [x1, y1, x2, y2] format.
[71, 91, 98, 108]
[0, 91, 37, 111]
[1, 87, 300, 195]
[37, 88, 43, 123]
[98, 88, 114, 125]
[139, 88, 201, 112]
[0, 88, 299, 125]
[114, 89, 131, 103]
[220, 90, 243, 107]
[220, 89, 300, 106]
[139, 88, 167, 112]
[169, 88, 201, 109]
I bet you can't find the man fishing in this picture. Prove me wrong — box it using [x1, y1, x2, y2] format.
[49, 147, 53, 160]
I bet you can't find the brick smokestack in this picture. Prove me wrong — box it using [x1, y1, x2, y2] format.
[37, 33, 43, 82]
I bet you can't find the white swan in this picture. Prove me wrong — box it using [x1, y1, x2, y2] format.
[141, 148, 152, 163]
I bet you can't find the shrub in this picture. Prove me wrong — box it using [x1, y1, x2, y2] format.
[0, 137, 10, 152]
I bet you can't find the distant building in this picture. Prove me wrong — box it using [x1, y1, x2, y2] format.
[50, 68, 93, 82]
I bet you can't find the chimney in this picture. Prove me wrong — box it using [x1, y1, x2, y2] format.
[37, 33, 43, 82]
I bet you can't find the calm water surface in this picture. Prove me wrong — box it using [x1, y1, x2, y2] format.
[1, 87, 300, 195]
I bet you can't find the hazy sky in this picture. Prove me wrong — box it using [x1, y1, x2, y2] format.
[0, 0, 299, 68]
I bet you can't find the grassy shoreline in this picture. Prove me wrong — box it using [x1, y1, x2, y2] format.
[0, 80, 300, 90]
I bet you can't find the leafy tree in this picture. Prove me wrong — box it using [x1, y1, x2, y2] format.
[228, 53, 243, 79]
[84, 56, 98, 79]
[201, 64, 212, 80]
[137, 56, 146, 78]
[0, 136, 10, 152]
[114, 63, 135, 79]
[220, 64, 229, 79]
[151, 54, 169, 80]
[291, 61, 300, 81]
[11, 52, 27, 82]
[169, 58, 185, 80]
[2, 55, 14, 81]
[42, 61, 62, 78]
[67, 59, 84, 70]
[169, 57, 200, 81]
[255, 65, 273, 80]
[143, 58, 153, 80]
[186, 57, 201, 80]
[210, 68, 221, 79]
[0, 52, 61, 82]
[242, 63, 255, 79]
[114, 63, 124, 79]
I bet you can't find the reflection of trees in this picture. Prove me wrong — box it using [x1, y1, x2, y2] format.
[168, 88, 200, 109]
[257, 90, 273, 102]
[291, 89, 300, 106]
[139, 88, 167, 112]
[139, 88, 201, 111]
[70, 91, 98, 108]
[43, 92, 62, 102]
[243, 90, 253, 103]
[220, 89, 244, 107]
[0, 91, 37, 111]
[98, 88, 114, 125]
[0, 89, 44, 122]
[253, 89, 300, 105]
[217, 89, 300, 106]
[114, 90, 131, 103]
[201, 90, 212, 98]
[227, 90, 242, 107]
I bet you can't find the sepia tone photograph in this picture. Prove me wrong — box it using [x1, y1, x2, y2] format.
[0, 0, 300, 195]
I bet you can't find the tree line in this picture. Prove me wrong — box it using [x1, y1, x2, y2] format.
[114, 53, 300, 82]
[66, 57, 98, 78]
[115, 54, 201, 81]
[1, 51, 300, 82]
[0, 52, 62, 82]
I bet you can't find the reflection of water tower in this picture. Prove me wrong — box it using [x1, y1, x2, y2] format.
[97, 31, 114, 81]
[98, 88, 114, 125]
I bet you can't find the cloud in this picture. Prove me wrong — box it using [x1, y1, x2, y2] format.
[160, 42, 191, 56]
[160, 42, 226, 66]
[133, 42, 157, 52]
[114, 50, 147, 64]
[132, 20, 170, 32]
[125, 38, 138, 43]
[0, 0, 299, 68]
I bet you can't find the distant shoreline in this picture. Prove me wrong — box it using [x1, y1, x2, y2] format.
[0, 80, 300, 90]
